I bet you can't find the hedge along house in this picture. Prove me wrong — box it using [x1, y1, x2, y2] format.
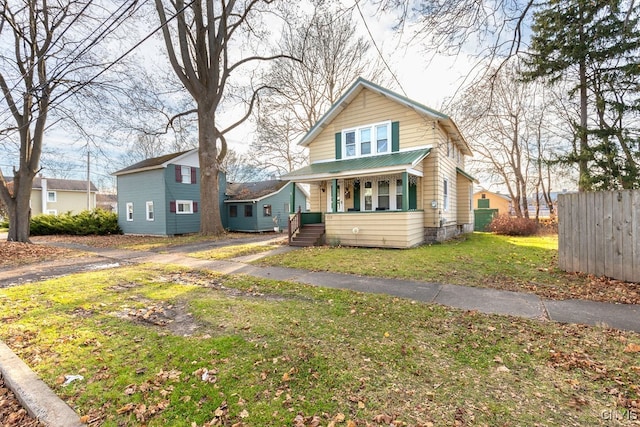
[224, 180, 308, 232]
[113, 149, 225, 236]
[282, 78, 475, 248]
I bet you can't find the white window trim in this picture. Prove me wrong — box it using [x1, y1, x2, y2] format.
[47, 191, 57, 203]
[46, 209, 57, 215]
[342, 121, 391, 159]
[181, 166, 192, 184]
[443, 178, 449, 212]
[359, 179, 403, 212]
[126, 202, 134, 221]
[146, 201, 154, 221]
[176, 200, 193, 214]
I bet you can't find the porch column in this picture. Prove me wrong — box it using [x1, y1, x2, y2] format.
[290, 183, 295, 213]
[331, 179, 338, 213]
[402, 172, 409, 211]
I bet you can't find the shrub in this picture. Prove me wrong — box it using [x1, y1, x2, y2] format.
[487, 213, 538, 236]
[30, 209, 121, 236]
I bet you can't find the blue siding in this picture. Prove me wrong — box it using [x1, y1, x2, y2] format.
[117, 170, 167, 235]
[226, 183, 307, 232]
[165, 165, 200, 235]
[219, 172, 228, 228]
[226, 202, 257, 232]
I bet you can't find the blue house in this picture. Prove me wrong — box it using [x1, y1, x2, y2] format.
[224, 180, 308, 232]
[113, 150, 307, 235]
[113, 149, 224, 235]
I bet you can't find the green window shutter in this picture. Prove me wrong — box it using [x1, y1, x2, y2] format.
[391, 121, 400, 152]
[335, 133, 342, 160]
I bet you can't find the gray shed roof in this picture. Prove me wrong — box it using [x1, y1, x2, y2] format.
[225, 180, 289, 202]
[33, 177, 97, 192]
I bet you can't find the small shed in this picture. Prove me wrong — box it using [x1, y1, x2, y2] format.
[224, 180, 308, 232]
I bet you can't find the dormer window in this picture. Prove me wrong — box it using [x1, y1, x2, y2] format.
[342, 121, 391, 158]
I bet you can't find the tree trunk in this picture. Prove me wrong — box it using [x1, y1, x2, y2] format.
[197, 107, 224, 235]
[5, 173, 35, 242]
[578, 12, 589, 192]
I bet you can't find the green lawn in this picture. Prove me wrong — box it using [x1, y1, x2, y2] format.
[257, 233, 559, 285]
[254, 232, 640, 303]
[1, 263, 639, 426]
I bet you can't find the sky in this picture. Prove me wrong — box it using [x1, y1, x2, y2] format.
[0, 1, 484, 192]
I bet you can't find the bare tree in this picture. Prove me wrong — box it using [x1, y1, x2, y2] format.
[453, 62, 553, 218]
[376, 1, 534, 75]
[0, 0, 132, 242]
[221, 149, 269, 183]
[153, 0, 296, 235]
[252, 3, 385, 175]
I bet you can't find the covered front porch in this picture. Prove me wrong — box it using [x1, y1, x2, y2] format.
[284, 149, 431, 248]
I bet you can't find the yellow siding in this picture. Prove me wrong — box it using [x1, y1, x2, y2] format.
[325, 211, 424, 248]
[308, 88, 437, 163]
[30, 189, 96, 215]
[473, 191, 511, 215]
[419, 124, 461, 227]
[457, 174, 474, 224]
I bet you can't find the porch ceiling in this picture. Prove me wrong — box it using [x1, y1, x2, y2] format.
[281, 148, 430, 182]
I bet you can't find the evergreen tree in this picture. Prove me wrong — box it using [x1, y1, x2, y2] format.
[522, 0, 640, 190]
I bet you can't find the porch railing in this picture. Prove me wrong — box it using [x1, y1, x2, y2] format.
[288, 208, 301, 243]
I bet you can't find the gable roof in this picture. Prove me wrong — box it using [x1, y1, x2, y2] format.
[112, 149, 197, 176]
[224, 180, 290, 203]
[298, 77, 472, 156]
[281, 148, 430, 181]
[34, 177, 98, 192]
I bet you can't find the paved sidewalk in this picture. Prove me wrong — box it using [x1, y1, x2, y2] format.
[70, 241, 640, 334]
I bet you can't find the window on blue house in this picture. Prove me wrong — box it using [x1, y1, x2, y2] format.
[146, 201, 154, 221]
[230, 205, 237, 217]
[177, 200, 193, 214]
[263, 204, 272, 216]
[126, 202, 133, 221]
[244, 205, 253, 217]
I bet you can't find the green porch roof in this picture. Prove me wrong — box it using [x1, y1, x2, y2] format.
[282, 148, 431, 181]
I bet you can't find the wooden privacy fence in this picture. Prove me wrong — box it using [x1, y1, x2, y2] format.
[558, 190, 640, 282]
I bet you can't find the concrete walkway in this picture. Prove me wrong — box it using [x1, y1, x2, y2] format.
[1, 236, 640, 426]
[39, 238, 640, 333]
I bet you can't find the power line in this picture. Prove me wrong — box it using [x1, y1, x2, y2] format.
[354, 0, 407, 97]
[0, 0, 192, 149]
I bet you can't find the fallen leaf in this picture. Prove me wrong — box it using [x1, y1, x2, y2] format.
[624, 343, 640, 353]
[116, 403, 134, 414]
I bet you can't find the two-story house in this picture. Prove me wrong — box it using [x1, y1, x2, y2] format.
[282, 78, 475, 248]
[113, 149, 308, 236]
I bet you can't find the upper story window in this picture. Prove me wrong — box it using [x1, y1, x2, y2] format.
[47, 191, 57, 202]
[343, 121, 391, 159]
[176, 165, 196, 184]
[181, 166, 192, 184]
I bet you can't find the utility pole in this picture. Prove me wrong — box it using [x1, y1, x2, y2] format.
[87, 150, 91, 210]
